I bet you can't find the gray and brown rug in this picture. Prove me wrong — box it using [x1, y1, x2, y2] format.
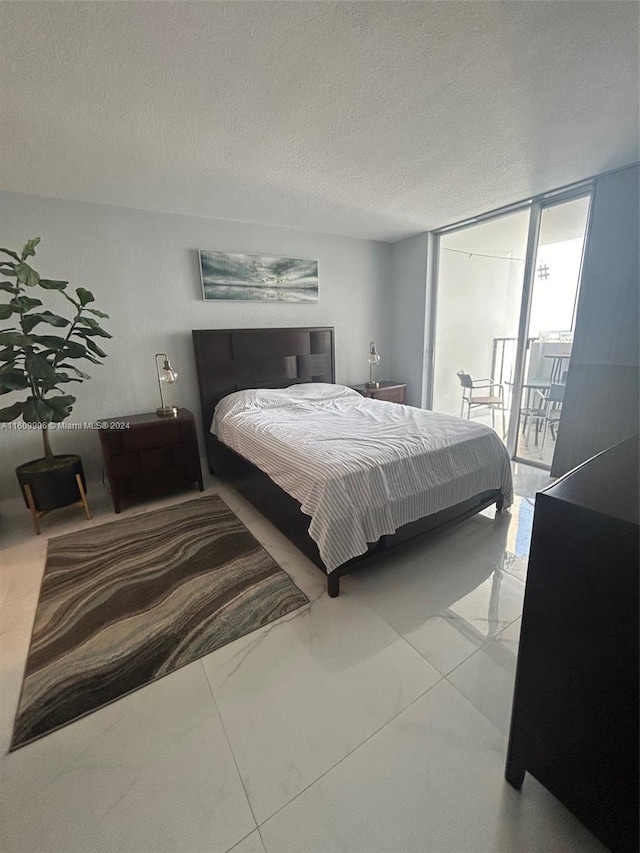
[11, 494, 309, 751]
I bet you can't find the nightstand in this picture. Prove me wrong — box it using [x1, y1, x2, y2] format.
[99, 409, 204, 513]
[351, 381, 407, 404]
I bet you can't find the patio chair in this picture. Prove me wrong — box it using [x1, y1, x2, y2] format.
[525, 382, 565, 450]
[456, 371, 506, 436]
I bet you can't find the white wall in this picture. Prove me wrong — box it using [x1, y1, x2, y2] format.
[0, 191, 392, 501]
[389, 233, 429, 407]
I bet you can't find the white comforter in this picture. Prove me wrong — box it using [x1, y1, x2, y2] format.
[212, 384, 513, 572]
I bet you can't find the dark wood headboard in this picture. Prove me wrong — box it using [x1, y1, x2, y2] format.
[191, 326, 335, 439]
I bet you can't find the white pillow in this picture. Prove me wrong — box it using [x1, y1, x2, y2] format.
[212, 383, 359, 433]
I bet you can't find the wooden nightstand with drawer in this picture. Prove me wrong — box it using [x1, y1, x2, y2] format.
[99, 409, 204, 513]
[351, 381, 407, 404]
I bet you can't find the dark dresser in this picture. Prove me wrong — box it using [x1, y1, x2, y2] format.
[99, 409, 204, 513]
[506, 436, 639, 853]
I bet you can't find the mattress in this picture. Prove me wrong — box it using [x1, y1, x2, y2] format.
[212, 384, 514, 572]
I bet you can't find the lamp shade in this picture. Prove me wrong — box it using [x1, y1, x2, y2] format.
[159, 359, 178, 384]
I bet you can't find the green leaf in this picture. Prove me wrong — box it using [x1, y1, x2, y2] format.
[12, 295, 43, 312]
[58, 340, 87, 359]
[85, 307, 109, 318]
[0, 400, 25, 422]
[22, 315, 42, 334]
[0, 347, 16, 361]
[21, 238, 40, 259]
[0, 269, 17, 277]
[74, 324, 111, 338]
[39, 279, 68, 291]
[25, 352, 56, 381]
[56, 340, 100, 364]
[38, 334, 67, 349]
[46, 394, 75, 422]
[22, 311, 70, 333]
[0, 368, 30, 394]
[14, 262, 40, 287]
[0, 331, 32, 347]
[0, 282, 18, 294]
[83, 338, 108, 358]
[75, 287, 95, 305]
[58, 362, 90, 379]
[0, 365, 28, 380]
[23, 397, 54, 424]
[77, 316, 100, 328]
[0, 248, 21, 261]
[40, 371, 77, 392]
[0, 304, 15, 320]
[20, 315, 42, 334]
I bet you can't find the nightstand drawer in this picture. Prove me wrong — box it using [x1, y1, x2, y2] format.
[351, 382, 407, 404]
[123, 423, 181, 451]
[172, 441, 200, 471]
[110, 452, 140, 477]
[139, 446, 174, 472]
[374, 386, 405, 403]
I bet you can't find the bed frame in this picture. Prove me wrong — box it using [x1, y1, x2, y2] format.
[192, 327, 504, 597]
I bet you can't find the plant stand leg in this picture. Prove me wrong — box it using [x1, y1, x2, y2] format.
[24, 485, 41, 535]
[75, 474, 92, 520]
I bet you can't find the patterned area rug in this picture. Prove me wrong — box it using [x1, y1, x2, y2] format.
[11, 494, 309, 751]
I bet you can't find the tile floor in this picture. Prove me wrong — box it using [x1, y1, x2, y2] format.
[0, 463, 608, 852]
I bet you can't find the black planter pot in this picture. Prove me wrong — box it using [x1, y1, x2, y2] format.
[16, 455, 87, 512]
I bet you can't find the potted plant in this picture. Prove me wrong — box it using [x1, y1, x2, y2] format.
[0, 238, 111, 528]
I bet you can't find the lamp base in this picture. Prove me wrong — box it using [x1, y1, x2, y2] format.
[156, 406, 179, 417]
[364, 381, 380, 389]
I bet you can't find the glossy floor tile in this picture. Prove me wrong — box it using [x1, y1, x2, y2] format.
[448, 617, 522, 735]
[260, 680, 606, 853]
[201, 592, 441, 823]
[349, 518, 526, 676]
[228, 831, 267, 853]
[0, 462, 605, 852]
[0, 661, 256, 853]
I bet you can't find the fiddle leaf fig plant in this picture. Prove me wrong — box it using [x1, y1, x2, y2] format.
[0, 237, 111, 468]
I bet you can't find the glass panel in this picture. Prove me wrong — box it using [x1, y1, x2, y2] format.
[432, 209, 530, 442]
[515, 195, 591, 468]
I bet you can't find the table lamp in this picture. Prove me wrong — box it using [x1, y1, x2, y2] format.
[365, 341, 381, 388]
[155, 353, 179, 416]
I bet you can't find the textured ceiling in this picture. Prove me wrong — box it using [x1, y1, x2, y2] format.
[0, 1, 638, 242]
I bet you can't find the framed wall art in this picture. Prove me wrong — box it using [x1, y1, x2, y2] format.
[199, 250, 319, 302]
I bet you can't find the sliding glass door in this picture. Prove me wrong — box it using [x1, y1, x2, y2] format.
[430, 188, 592, 471]
[513, 195, 591, 466]
[432, 209, 530, 428]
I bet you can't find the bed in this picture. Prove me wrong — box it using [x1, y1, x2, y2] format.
[192, 327, 513, 596]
